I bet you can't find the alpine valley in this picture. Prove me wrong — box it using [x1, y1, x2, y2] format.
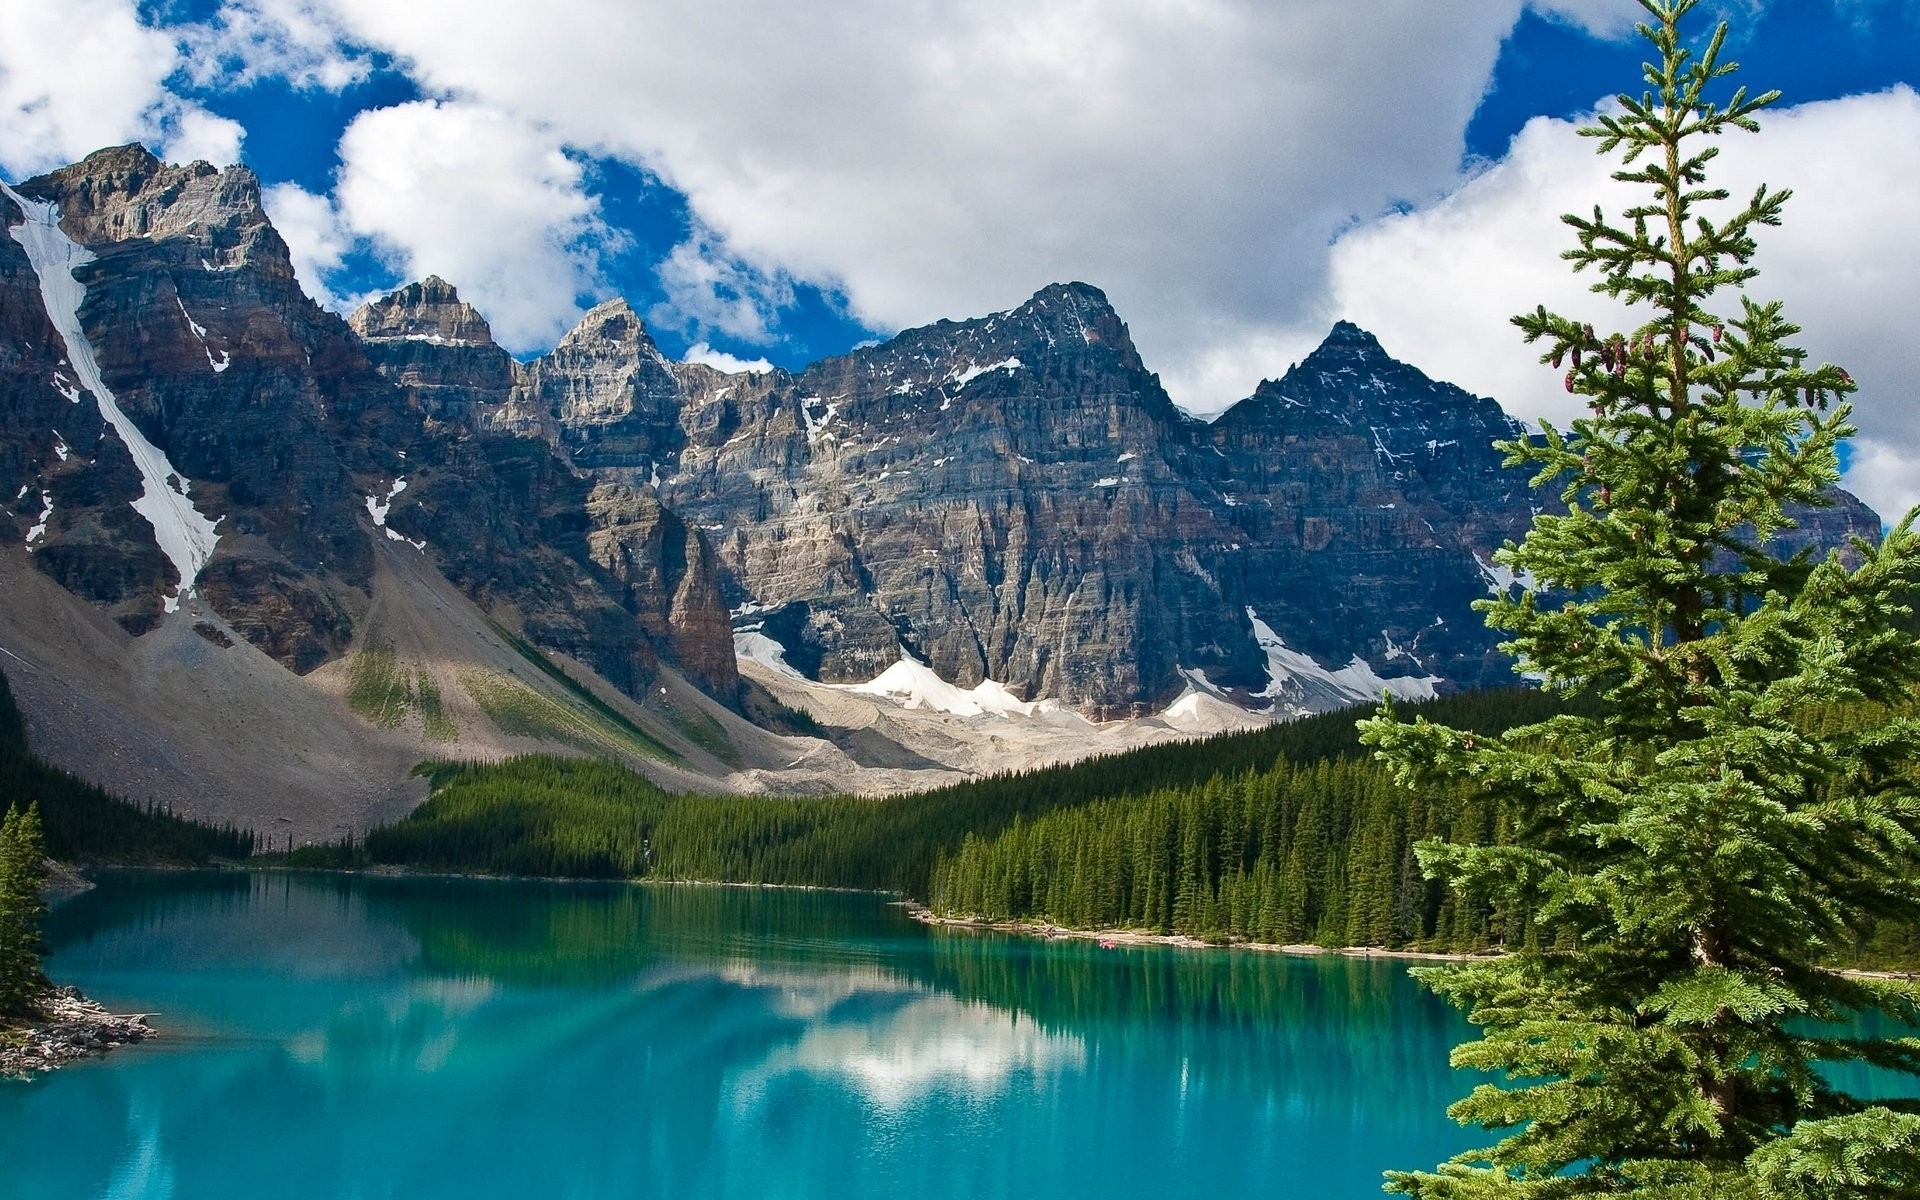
[0, 146, 1879, 842]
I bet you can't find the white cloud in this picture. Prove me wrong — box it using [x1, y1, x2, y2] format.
[157, 107, 247, 171]
[651, 228, 794, 346]
[178, 0, 373, 93]
[682, 342, 775, 375]
[1843, 439, 1920, 526]
[261, 181, 354, 307]
[1527, 0, 1649, 37]
[0, 0, 242, 176]
[1326, 87, 1920, 521]
[329, 100, 614, 351]
[297, 0, 1568, 406]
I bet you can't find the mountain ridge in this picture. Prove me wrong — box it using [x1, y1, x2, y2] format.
[0, 144, 1884, 834]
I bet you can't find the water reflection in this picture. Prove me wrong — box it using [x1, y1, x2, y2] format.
[10, 871, 1490, 1199]
[736, 989, 1085, 1109]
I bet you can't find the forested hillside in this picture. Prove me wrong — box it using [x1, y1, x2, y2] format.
[343, 690, 1559, 906]
[328, 680, 1920, 968]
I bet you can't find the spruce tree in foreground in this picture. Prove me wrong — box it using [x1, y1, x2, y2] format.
[0, 802, 50, 1019]
[1363, 2, 1920, 1195]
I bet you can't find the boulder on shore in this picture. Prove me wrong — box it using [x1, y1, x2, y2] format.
[0, 986, 151, 1080]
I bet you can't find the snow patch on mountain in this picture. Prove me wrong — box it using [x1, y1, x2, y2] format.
[366, 477, 407, 526]
[850, 655, 1036, 718]
[4, 182, 221, 605]
[174, 294, 230, 373]
[946, 357, 1022, 388]
[734, 630, 805, 679]
[1474, 552, 1538, 596]
[1246, 607, 1440, 712]
[23, 490, 51, 546]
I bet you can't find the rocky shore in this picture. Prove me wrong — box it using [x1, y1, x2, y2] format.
[0, 987, 153, 1080]
[904, 906, 1482, 962]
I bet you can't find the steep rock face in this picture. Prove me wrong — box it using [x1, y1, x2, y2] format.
[651, 297, 1881, 716]
[347, 275, 514, 423]
[1, 147, 742, 704]
[7, 146, 375, 657]
[1200, 321, 1540, 692]
[350, 279, 739, 699]
[0, 182, 175, 629]
[585, 482, 740, 697]
[661, 283, 1259, 716]
[501, 298, 683, 472]
[7, 143, 1879, 728]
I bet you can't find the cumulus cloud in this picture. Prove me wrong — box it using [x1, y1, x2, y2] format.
[261, 181, 355, 308]
[178, 0, 373, 93]
[1528, 0, 1649, 36]
[0, 0, 243, 176]
[682, 342, 776, 375]
[291, 0, 1582, 407]
[330, 100, 614, 351]
[651, 227, 795, 346]
[158, 107, 247, 171]
[1326, 87, 1920, 520]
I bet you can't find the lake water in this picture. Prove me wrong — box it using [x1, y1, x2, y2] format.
[1, 872, 1907, 1199]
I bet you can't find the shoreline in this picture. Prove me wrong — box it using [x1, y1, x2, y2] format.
[0, 987, 153, 1081]
[74, 866, 1920, 979]
[904, 906, 1486, 962]
[904, 908, 1920, 979]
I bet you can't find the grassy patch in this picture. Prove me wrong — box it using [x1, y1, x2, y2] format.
[483, 620, 678, 761]
[657, 696, 739, 767]
[416, 670, 459, 743]
[460, 669, 675, 762]
[346, 642, 410, 729]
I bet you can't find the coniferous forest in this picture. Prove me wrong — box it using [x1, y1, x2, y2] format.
[276, 684, 1912, 970]
[332, 689, 1554, 899]
[7, 646, 1914, 972]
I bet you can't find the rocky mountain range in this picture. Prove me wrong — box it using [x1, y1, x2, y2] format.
[0, 145, 1882, 833]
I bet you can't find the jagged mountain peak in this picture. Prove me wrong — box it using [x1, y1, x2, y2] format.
[23, 143, 269, 249]
[847, 279, 1146, 390]
[1003, 280, 1135, 352]
[1316, 319, 1387, 354]
[1222, 319, 1510, 436]
[557, 297, 661, 354]
[349, 276, 498, 347]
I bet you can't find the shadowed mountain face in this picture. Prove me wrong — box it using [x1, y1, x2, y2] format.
[1, 145, 1882, 730]
[0, 145, 738, 700]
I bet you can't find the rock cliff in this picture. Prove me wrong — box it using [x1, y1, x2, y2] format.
[3, 145, 738, 701]
[1, 144, 1883, 747]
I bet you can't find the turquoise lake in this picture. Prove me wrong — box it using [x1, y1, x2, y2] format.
[3, 872, 1908, 1198]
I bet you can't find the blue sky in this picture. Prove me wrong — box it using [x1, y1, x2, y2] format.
[3, 1, 1917, 512]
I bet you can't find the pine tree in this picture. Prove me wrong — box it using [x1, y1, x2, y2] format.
[0, 802, 50, 1019]
[1363, 2, 1920, 1194]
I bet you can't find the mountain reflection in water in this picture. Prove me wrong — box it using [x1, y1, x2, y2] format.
[0, 871, 1495, 1198]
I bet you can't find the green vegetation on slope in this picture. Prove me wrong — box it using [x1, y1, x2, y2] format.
[484, 620, 679, 762]
[341, 688, 1567, 902]
[0, 801, 49, 1019]
[345, 642, 410, 729]
[415, 670, 458, 742]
